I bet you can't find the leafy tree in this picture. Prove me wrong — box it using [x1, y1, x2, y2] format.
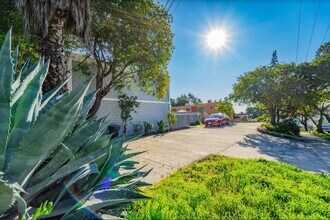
[171, 93, 202, 107]
[299, 44, 330, 133]
[171, 94, 189, 107]
[0, 0, 39, 67]
[85, 0, 173, 117]
[167, 111, 177, 131]
[270, 50, 278, 67]
[217, 98, 235, 117]
[245, 106, 264, 119]
[315, 42, 330, 58]
[231, 63, 296, 125]
[118, 94, 140, 134]
[188, 93, 203, 104]
[15, 0, 92, 92]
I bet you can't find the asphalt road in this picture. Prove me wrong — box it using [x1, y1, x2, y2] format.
[128, 123, 330, 183]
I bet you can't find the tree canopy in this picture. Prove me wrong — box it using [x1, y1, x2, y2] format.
[171, 93, 202, 107]
[245, 107, 264, 119]
[217, 98, 234, 117]
[231, 43, 330, 132]
[231, 63, 297, 124]
[0, 0, 39, 67]
[85, 0, 173, 117]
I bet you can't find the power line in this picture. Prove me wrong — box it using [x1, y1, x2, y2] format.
[167, 0, 176, 12]
[172, 0, 181, 15]
[164, 0, 170, 8]
[321, 24, 330, 45]
[305, 0, 322, 61]
[295, 0, 302, 63]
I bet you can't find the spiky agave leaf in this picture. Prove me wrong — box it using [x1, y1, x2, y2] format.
[4, 59, 50, 170]
[0, 178, 14, 215]
[0, 30, 149, 219]
[6, 77, 92, 187]
[0, 30, 14, 170]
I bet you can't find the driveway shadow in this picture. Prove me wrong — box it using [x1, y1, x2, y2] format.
[237, 133, 330, 174]
[203, 123, 237, 129]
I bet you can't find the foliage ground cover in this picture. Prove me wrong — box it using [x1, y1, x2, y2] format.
[127, 155, 330, 220]
[262, 119, 300, 137]
[310, 130, 330, 141]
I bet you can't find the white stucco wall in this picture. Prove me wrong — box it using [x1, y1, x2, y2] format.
[69, 58, 170, 135]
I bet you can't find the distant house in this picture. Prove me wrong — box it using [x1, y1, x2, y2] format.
[233, 112, 249, 123]
[68, 55, 170, 135]
[171, 100, 219, 119]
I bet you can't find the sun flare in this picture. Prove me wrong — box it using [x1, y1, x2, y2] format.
[206, 29, 227, 50]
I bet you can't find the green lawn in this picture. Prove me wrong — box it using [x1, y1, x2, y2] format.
[310, 130, 330, 141]
[126, 155, 330, 220]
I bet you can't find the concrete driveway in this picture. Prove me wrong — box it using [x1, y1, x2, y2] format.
[128, 123, 330, 183]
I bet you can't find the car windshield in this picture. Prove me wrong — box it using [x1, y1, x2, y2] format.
[209, 114, 221, 118]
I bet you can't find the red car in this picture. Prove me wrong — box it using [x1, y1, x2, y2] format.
[204, 113, 229, 127]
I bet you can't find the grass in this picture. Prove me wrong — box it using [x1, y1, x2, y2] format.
[310, 130, 330, 141]
[126, 155, 330, 220]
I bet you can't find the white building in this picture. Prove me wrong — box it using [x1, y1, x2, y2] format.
[68, 55, 170, 135]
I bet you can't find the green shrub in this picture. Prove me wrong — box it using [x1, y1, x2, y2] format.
[0, 30, 148, 219]
[143, 121, 154, 135]
[167, 111, 177, 131]
[256, 114, 270, 122]
[157, 120, 166, 134]
[264, 119, 300, 136]
[133, 123, 143, 135]
[118, 94, 139, 134]
[277, 119, 300, 136]
[190, 121, 202, 126]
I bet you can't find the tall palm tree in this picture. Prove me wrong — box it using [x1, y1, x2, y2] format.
[16, 0, 91, 92]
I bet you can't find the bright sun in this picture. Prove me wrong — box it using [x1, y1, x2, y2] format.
[206, 29, 227, 50]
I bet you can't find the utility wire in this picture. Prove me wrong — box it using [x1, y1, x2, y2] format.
[165, 0, 170, 8]
[321, 24, 330, 45]
[305, 0, 322, 61]
[295, 0, 302, 63]
[172, 0, 181, 15]
[167, 0, 176, 12]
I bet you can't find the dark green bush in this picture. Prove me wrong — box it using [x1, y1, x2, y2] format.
[133, 123, 143, 135]
[189, 121, 202, 126]
[277, 119, 300, 136]
[264, 119, 300, 136]
[143, 121, 154, 136]
[256, 114, 270, 122]
[157, 120, 166, 134]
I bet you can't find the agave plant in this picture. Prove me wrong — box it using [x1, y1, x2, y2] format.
[0, 30, 150, 219]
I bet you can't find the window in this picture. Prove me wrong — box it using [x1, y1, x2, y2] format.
[210, 106, 213, 110]
[186, 108, 190, 111]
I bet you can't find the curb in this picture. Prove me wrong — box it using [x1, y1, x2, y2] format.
[257, 127, 306, 142]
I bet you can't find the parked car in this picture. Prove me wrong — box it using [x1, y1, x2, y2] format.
[204, 113, 229, 127]
[323, 125, 330, 132]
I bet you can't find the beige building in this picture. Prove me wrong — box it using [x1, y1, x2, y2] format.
[171, 100, 219, 119]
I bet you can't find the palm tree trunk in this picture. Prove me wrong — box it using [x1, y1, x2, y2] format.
[41, 9, 68, 93]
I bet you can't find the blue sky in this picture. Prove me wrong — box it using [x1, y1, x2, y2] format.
[160, 0, 330, 113]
